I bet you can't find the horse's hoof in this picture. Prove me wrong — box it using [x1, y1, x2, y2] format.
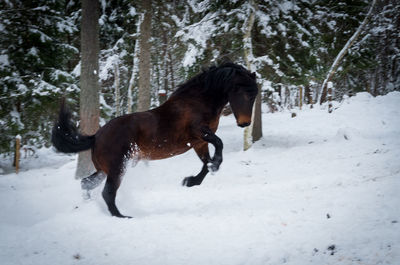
[113, 214, 133, 219]
[207, 162, 219, 172]
[182, 176, 198, 187]
[207, 156, 222, 172]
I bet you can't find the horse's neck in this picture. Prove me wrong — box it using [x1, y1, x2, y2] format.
[204, 90, 228, 112]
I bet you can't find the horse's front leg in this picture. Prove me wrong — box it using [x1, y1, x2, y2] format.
[182, 127, 223, 187]
[199, 127, 223, 172]
[182, 143, 211, 187]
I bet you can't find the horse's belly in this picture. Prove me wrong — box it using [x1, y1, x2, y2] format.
[138, 144, 192, 160]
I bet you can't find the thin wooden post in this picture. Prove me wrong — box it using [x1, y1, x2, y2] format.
[15, 135, 21, 174]
[327, 81, 333, 113]
[299, 85, 303, 110]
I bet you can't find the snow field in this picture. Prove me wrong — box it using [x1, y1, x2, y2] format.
[0, 92, 399, 265]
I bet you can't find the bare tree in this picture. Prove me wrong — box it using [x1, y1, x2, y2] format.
[320, 0, 376, 104]
[137, 0, 152, 112]
[76, 0, 100, 178]
[243, 0, 262, 151]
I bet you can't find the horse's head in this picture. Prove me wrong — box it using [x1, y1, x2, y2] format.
[228, 71, 258, 128]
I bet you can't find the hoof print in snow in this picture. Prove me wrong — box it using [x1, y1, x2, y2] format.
[312, 248, 319, 255]
[326, 213, 331, 219]
[327, 245, 336, 255]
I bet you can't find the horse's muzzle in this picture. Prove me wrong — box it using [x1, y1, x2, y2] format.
[236, 115, 251, 127]
[237, 121, 251, 127]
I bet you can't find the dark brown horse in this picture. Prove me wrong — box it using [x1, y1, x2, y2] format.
[52, 62, 258, 218]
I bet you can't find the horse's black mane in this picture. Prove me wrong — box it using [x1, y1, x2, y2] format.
[171, 62, 251, 98]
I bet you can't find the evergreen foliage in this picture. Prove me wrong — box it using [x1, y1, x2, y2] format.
[0, 0, 80, 153]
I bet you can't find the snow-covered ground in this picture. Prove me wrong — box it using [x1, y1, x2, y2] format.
[0, 92, 399, 265]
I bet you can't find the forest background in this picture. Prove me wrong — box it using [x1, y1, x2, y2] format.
[0, 0, 399, 155]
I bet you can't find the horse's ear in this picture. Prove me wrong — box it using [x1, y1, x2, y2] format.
[251, 72, 256, 79]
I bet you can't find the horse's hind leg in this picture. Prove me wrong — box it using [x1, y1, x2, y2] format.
[182, 144, 211, 187]
[81, 171, 106, 191]
[80, 171, 106, 199]
[102, 171, 131, 218]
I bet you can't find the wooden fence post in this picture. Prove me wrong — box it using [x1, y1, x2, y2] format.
[299, 85, 303, 110]
[15, 135, 21, 174]
[327, 81, 333, 113]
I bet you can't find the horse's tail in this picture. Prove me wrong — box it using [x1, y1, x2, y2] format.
[51, 98, 95, 153]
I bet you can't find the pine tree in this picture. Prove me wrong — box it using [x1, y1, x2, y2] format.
[0, 0, 80, 154]
[367, 0, 400, 95]
[97, 0, 137, 117]
[320, 0, 377, 104]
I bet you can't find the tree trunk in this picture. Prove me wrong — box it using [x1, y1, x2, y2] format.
[251, 90, 262, 142]
[304, 82, 313, 106]
[159, 16, 169, 97]
[320, 0, 376, 104]
[114, 57, 120, 117]
[243, 0, 262, 151]
[168, 51, 175, 90]
[127, 15, 143, 114]
[137, 0, 152, 112]
[76, 0, 100, 178]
